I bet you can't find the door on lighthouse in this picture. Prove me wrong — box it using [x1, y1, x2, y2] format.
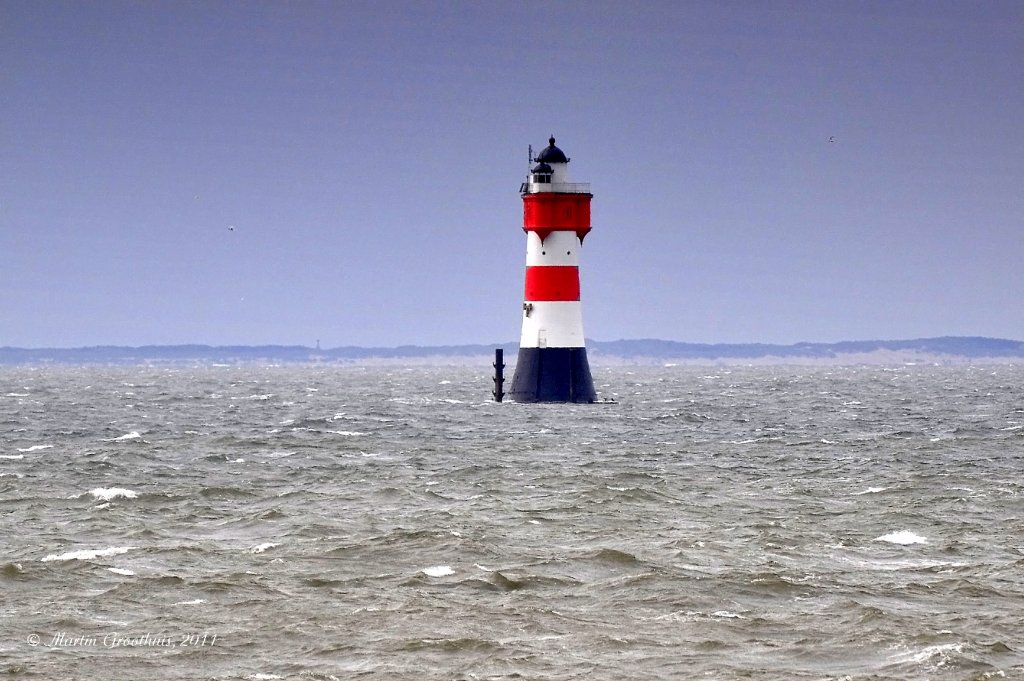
[538, 329, 547, 348]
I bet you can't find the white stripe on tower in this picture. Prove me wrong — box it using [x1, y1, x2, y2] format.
[520, 231, 585, 348]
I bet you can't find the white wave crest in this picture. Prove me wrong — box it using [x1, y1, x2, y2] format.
[88, 487, 138, 501]
[711, 610, 745, 619]
[874, 530, 927, 545]
[103, 431, 142, 442]
[422, 565, 454, 577]
[852, 487, 887, 495]
[17, 444, 53, 452]
[889, 641, 964, 666]
[250, 543, 278, 554]
[41, 546, 137, 562]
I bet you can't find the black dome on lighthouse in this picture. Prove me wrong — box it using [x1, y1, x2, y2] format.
[535, 136, 568, 164]
[531, 162, 553, 174]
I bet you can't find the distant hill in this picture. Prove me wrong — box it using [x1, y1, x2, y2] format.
[1, 337, 1023, 366]
[589, 336, 1024, 363]
[0, 343, 499, 366]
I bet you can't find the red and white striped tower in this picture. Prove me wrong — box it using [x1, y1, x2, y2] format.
[509, 136, 597, 403]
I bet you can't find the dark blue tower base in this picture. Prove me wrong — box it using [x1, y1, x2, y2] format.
[509, 347, 596, 403]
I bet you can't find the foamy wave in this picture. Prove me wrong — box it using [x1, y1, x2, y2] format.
[422, 565, 454, 577]
[108, 567, 135, 576]
[0, 454, 25, 460]
[889, 641, 964, 666]
[646, 610, 744, 623]
[173, 599, 206, 606]
[88, 488, 138, 501]
[17, 444, 53, 452]
[103, 432, 141, 442]
[327, 430, 366, 436]
[852, 487, 887, 495]
[874, 530, 927, 545]
[41, 546, 136, 562]
[246, 675, 283, 680]
[250, 543, 278, 554]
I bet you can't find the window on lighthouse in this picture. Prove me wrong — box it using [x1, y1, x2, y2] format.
[533, 173, 551, 184]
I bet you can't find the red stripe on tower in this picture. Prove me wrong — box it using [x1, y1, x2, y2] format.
[509, 136, 597, 403]
[522, 193, 592, 243]
[524, 266, 580, 301]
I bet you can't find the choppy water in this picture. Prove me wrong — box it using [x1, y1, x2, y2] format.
[1, 364, 1022, 680]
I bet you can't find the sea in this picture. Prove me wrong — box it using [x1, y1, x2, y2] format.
[1, 363, 1022, 680]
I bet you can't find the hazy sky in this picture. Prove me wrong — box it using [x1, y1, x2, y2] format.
[3, 0, 1022, 348]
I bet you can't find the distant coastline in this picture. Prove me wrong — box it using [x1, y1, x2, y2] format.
[2, 337, 1023, 366]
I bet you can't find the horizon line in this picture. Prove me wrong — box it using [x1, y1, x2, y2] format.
[3, 335, 1024, 352]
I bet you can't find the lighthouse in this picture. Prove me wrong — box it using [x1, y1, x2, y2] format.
[508, 136, 597, 403]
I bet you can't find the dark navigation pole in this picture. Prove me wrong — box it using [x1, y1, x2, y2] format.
[492, 348, 505, 402]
